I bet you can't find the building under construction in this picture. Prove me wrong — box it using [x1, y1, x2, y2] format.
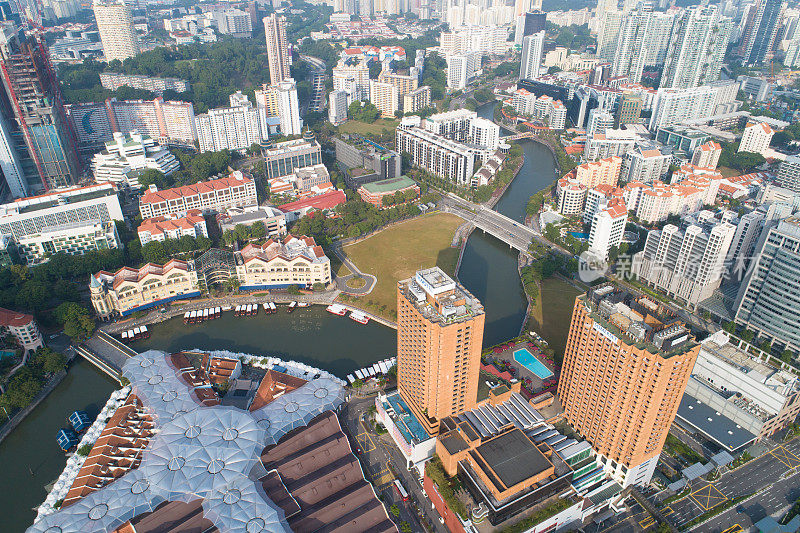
[0, 23, 79, 196]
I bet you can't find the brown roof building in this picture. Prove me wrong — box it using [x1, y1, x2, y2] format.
[259, 411, 398, 533]
[557, 283, 699, 487]
[397, 267, 485, 435]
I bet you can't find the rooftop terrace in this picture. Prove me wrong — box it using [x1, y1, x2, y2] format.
[582, 283, 697, 358]
[399, 267, 484, 325]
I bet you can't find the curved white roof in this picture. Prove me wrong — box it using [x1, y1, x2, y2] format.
[28, 350, 345, 533]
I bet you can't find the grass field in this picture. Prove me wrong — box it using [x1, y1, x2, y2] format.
[717, 166, 741, 178]
[338, 119, 399, 136]
[339, 213, 464, 319]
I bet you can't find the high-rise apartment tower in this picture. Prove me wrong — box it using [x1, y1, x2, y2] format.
[93, 0, 140, 63]
[264, 14, 290, 85]
[397, 267, 485, 435]
[558, 284, 699, 487]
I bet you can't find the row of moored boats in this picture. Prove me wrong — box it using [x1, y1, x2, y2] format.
[325, 304, 370, 324]
[184, 307, 223, 323]
[120, 326, 149, 342]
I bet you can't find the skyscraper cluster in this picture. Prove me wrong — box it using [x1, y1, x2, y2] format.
[598, 3, 732, 87]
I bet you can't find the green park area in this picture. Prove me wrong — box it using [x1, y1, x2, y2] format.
[338, 118, 399, 137]
[338, 213, 463, 319]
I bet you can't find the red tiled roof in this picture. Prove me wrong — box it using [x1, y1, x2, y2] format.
[138, 210, 204, 236]
[0, 307, 34, 327]
[139, 174, 252, 206]
[278, 189, 346, 212]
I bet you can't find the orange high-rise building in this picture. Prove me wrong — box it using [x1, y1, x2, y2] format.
[397, 267, 485, 435]
[558, 283, 699, 487]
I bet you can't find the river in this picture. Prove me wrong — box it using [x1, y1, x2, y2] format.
[0, 100, 577, 532]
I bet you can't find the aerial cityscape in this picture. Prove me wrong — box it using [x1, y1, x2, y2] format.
[0, 0, 799, 531]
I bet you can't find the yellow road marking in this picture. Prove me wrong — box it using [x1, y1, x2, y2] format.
[721, 525, 743, 533]
[639, 516, 656, 529]
[356, 421, 377, 453]
[373, 467, 395, 486]
[662, 506, 674, 517]
[690, 484, 727, 511]
[771, 446, 800, 469]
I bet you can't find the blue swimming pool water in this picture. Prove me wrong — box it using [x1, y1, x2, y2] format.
[386, 392, 430, 443]
[513, 348, 554, 379]
[568, 231, 590, 239]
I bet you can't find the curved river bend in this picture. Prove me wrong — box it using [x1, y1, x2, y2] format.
[0, 101, 568, 531]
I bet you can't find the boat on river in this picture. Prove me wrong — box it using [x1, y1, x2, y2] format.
[287, 302, 297, 313]
[326, 304, 347, 316]
[349, 311, 369, 324]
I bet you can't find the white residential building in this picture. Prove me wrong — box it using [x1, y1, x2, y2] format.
[468, 118, 500, 151]
[661, 5, 733, 89]
[588, 198, 627, 260]
[692, 141, 722, 169]
[93, 0, 139, 63]
[648, 86, 717, 131]
[611, 5, 650, 84]
[738, 122, 775, 156]
[138, 209, 208, 245]
[92, 131, 180, 190]
[519, 31, 545, 80]
[332, 61, 370, 101]
[196, 93, 261, 152]
[0, 307, 43, 353]
[620, 146, 672, 183]
[369, 79, 399, 117]
[264, 14, 289, 85]
[777, 154, 800, 192]
[139, 171, 257, 219]
[633, 211, 736, 308]
[396, 117, 478, 185]
[328, 90, 349, 126]
[446, 52, 481, 90]
[440, 26, 509, 55]
[275, 79, 302, 136]
[586, 108, 615, 138]
[584, 129, 637, 161]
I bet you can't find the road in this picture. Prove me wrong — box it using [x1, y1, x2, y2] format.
[299, 54, 327, 115]
[341, 396, 448, 533]
[332, 244, 377, 295]
[442, 193, 538, 252]
[656, 437, 800, 531]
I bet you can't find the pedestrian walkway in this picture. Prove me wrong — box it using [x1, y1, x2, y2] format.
[332, 245, 376, 296]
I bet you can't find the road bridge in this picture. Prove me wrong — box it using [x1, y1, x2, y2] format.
[442, 194, 538, 252]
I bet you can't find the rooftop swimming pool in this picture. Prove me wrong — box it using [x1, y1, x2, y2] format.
[386, 392, 430, 443]
[513, 348, 554, 379]
[568, 231, 590, 240]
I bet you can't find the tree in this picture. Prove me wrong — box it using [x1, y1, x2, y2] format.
[137, 169, 169, 190]
[141, 241, 169, 264]
[352, 378, 364, 389]
[389, 504, 400, 517]
[55, 302, 95, 342]
[760, 340, 773, 354]
[741, 329, 755, 343]
[249, 221, 267, 240]
[782, 350, 794, 364]
[35, 347, 67, 375]
[723, 321, 736, 334]
[400, 521, 412, 533]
